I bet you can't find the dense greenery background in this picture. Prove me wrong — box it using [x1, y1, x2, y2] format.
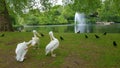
[3, 0, 120, 26]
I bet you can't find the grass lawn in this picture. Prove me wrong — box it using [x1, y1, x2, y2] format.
[0, 32, 120, 68]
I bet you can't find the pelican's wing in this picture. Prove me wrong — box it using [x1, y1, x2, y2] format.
[15, 43, 23, 61]
[46, 41, 55, 49]
[45, 40, 59, 55]
[45, 41, 54, 55]
[15, 42, 28, 62]
[15, 43, 22, 54]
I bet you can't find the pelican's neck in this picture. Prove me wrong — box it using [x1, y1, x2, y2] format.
[33, 33, 37, 37]
[33, 31, 40, 37]
[50, 34, 55, 41]
[26, 40, 32, 45]
[50, 35, 52, 41]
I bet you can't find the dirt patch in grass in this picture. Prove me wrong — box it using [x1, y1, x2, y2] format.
[60, 53, 93, 68]
[5, 41, 18, 46]
[60, 44, 102, 68]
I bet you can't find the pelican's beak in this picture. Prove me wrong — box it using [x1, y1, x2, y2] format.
[37, 33, 41, 38]
[50, 35, 52, 41]
[35, 31, 41, 37]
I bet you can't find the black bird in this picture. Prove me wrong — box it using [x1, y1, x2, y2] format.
[77, 31, 80, 33]
[60, 36, 64, 41]
[40, 33, 44, 37]
[113, 41, 117, 47]
[95, 34, 100, 39]
[85, 34, 88, 38]
[1, 34, 4, 37]
[103, 32, 107, 35]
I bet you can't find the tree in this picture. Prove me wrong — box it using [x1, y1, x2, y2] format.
[99, 0, 120, 22]
[0, 0, 13, 31]
[0, 0, 50, 31]
[71, 0, 101, 14]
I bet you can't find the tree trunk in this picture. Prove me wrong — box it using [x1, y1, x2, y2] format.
[0, 0, 13, 31]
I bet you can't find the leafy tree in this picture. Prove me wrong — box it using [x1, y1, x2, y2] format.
[68, 0, 101, 23]
[0, 0, 13, 31]
[99, 0, 120, 22]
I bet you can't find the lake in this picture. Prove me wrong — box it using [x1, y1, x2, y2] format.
[23, 23, 120, 33]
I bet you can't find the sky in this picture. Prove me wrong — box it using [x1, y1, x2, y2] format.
[102, 0, 105, 2]
[49, 0, 63, 6]
[21, 0, 73, 13]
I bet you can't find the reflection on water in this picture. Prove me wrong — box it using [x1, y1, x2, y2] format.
[23, 23, 120, 33]
[74, 12, 86, 33]
[24, 24, 74, 33]
[75, 24, 91, 33]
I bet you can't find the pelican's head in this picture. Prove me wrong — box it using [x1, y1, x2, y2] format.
[49, 31, 54, 40]
[49, 31, 53, 36]
[33, 30, 37, 34]
[32, 30, 41, 37]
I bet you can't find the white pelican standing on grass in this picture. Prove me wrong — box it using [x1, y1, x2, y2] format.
[27, 30, 41, 49]
[45, 31, 59, 57]
[15, 41, 31, 62]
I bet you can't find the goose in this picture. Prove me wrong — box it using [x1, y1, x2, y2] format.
[45, 31, 59, 57]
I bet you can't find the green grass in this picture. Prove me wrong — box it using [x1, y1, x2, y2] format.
[0, 32, 120, 68]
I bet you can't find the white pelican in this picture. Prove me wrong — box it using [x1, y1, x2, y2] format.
[27, 36, 40, 49]
[45, 31, 59, 57]
[15, 41, 31, 62]
[26, 30, 40, 49]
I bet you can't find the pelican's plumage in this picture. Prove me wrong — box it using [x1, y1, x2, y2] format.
[15, 41, 30, 62]
[30, 36, 39, 46]
[28, 30, 40, 47]
[25, 30, 40, 50]
[45, 31, 59, 57]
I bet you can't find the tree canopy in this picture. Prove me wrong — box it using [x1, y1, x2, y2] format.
[0, 0, 120, 30]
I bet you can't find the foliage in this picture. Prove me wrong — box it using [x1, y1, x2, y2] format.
[98, 0, 120, 22]
[1, 0, 120, 26]
[0, 0, 13, 31]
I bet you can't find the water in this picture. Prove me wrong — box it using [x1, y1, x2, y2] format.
[74, 12, 87, 33]
[23, 24, 74, 33]
[23, 23, 120, 33]
[22, 12, 120, 33]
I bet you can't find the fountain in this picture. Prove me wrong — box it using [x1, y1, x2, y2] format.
[74, 12, 86, 33]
